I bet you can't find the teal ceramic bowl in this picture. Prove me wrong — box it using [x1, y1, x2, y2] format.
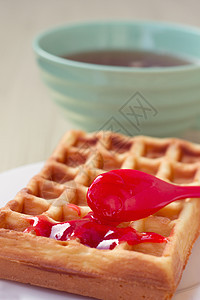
[33, 21, 200, 137]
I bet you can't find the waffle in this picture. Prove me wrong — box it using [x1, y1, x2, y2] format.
[0, 130, 200, 300]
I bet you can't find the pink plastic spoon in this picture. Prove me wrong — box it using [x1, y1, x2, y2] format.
[87, 169, 200, 222]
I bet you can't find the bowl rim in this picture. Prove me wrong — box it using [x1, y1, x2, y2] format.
[33, 19, 200, 73]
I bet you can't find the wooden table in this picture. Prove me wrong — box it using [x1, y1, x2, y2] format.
[1, 0, 200, 173]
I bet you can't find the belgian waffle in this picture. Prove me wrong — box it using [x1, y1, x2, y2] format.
[0, 130, 200, 300]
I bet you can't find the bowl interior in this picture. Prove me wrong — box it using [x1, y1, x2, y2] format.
[35, 21, 200, 64]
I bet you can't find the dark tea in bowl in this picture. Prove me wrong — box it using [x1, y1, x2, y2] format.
[63, 50, 193, 68]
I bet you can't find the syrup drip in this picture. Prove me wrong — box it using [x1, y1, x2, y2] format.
[67, 203, 81, 216]
[24, 213, 166, 250]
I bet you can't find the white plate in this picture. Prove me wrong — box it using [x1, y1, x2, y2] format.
[0, 163, 199, 300]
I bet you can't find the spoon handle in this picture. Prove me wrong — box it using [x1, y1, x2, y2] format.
[172, 185, 200, 201]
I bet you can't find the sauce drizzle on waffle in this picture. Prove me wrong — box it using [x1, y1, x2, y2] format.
[24, 213, 166, 250]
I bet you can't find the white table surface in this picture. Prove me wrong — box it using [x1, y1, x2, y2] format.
[1, 0, 200, 173]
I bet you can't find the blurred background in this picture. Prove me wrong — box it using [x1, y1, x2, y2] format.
[1, 0, 200, 173]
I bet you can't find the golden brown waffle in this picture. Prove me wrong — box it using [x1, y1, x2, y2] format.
[0, 130, 200, 300]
